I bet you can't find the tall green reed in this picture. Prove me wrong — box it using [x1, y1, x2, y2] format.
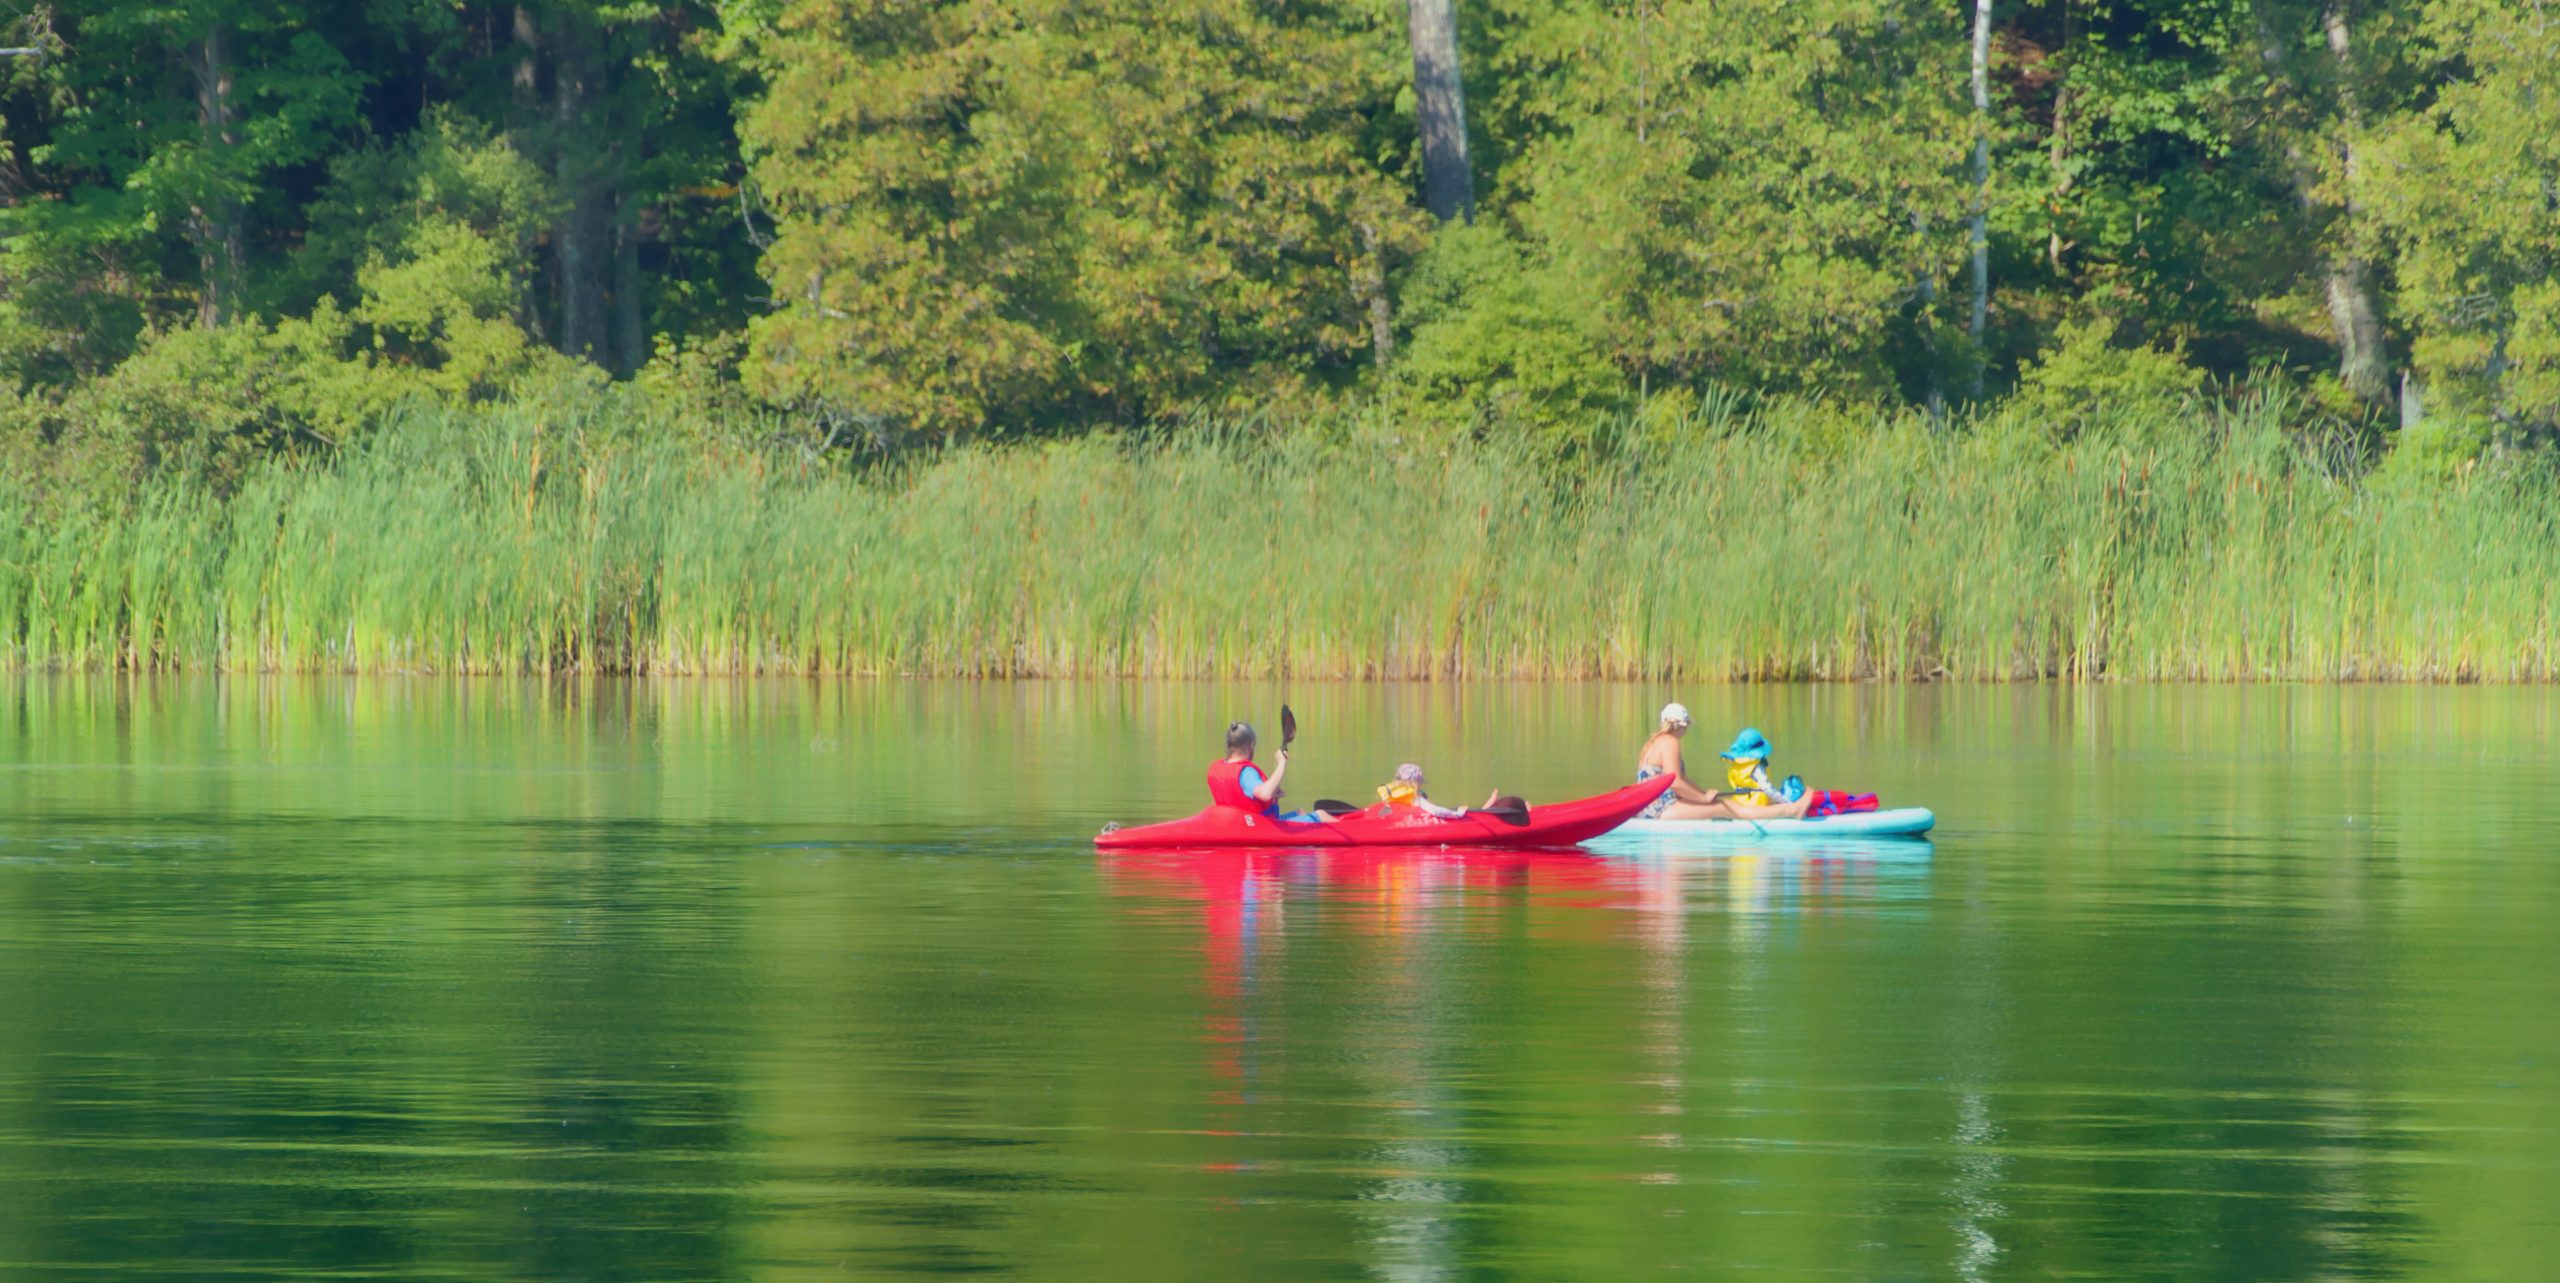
[3, 395, 2553, 680]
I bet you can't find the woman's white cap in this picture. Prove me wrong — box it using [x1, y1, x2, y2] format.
[1659, 702, 1691, 726]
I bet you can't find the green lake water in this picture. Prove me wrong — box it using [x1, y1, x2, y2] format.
[1, 679, 2554, 1280]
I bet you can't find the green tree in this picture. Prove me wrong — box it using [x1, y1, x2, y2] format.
[1387, 221, 1626, 437]
[2247, 0, 2407, 406]
[0, 0, 362, 367]
[2365, 0, 2560, 436]
[295, 112, 579, 415]
[1995, 1, 2425, 405]
[494, 1, 755, 374]
[0, 2, 749, 389]
[1507, 0, 1970, 400]
[729, 0, 1421, 441]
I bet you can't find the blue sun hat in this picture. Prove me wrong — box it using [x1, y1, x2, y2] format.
[1721, 727, 1773, 762]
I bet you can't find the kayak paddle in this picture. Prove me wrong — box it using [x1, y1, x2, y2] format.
[1470, 795, 1532, 827]
[1281, 704, 1297, 754]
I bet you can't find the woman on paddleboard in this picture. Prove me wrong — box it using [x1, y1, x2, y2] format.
[1633, 703, 1813, 821]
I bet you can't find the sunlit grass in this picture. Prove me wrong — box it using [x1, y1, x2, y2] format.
[3, 393, 2554, 680]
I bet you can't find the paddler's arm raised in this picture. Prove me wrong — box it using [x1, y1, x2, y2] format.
[1249, 750, 1289, 803]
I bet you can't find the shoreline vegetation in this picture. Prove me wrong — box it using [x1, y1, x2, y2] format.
[4, 4, 2556, 683]
[6, 389, 2552, 682]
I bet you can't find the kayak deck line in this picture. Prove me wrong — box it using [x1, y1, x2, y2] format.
[1094, 776, 1674, 851]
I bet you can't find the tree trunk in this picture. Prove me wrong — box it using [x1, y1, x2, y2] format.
[2256, 2, 2389, 404]
[2046, 81, 2073, 273]
[1406, 0, 1474, 223]
[552, 23, 608, 365]
[510, 6, 541, 113]
[2047, 36, 2074, 275]
[1357, 221, 1394, 369]
[2319, 0, 2388, 403]
[612, 191, 645, 376]
[510, 6, 549, 346]
[2321, 256, 2386, 401]
[188, 23, 243, 328]
[1967, 0, 1993, 398]
[1913, 211, 1946, 422]
[1633, 0, 1649, 144]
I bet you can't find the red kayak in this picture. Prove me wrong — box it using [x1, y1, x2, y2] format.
[1094, 776, 1672, 850]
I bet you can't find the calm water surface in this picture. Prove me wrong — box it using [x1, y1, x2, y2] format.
[0, 679, 2554, 1280]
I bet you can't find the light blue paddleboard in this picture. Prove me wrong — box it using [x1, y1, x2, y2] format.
[1585, 807, 1936, 850]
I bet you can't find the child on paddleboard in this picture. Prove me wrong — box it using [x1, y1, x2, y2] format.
[1719, 727, 1791, 805]
[1719, 726, 1879, 818]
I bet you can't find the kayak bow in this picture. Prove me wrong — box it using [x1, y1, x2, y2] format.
[1095, 775, 1672, 850]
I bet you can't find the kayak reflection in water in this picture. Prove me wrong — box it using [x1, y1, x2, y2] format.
[1375, 763, 1500, 820]
[1205, 721, 1334, 823]
[1632, 702, 1814, 821]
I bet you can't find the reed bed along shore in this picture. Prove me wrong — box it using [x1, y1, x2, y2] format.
[3, 395, 2555, 680]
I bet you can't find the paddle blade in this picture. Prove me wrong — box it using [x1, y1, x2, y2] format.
[1472, 795, 1532, 827]
[1312, 798, 1364, 818]
[1281, 704, 1297, 750]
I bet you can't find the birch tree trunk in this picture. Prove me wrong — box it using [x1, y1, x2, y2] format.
[1967, 0, 1993, 394]
[2319, 0, 2388, 403]
[2047, 2, 2074, 278]
[510, 6, 541, 116]
[1407, 0, 1474, 224]
[1915, 210, 1946, 421]
[2256, 1, 2389, 404]
[1357, 221, 1394, 369]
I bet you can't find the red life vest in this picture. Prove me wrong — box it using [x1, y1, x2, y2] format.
[1206, 758, 1275, 816]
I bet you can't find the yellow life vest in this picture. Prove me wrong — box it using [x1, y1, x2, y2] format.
[1724, 758, 1773, 806]
[1376, 781, 1421, 808]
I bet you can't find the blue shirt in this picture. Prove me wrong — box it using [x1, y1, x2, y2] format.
[1239, 765, 1267, 796]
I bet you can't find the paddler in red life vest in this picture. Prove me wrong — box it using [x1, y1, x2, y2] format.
[1206, 721, 1333, 823]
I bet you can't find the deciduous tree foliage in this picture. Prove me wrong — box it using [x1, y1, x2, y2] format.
[0, 0, 362, 373]
[730, 0, 1420, 439]
[0, 0, 752, 387]
[2365, 0, 2560, 432]
[1508, 0, 1970, 400]
[0, 0, 2554, 465]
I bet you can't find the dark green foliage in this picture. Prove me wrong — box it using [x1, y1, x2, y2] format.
[729, 0, 1422, 441]
[0, 1, 754, 386]
[0, 0, 2552, 610]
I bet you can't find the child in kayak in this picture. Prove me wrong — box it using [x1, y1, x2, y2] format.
[1374, 763, 1500, 819]
[1206, 721, 1332, 823]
